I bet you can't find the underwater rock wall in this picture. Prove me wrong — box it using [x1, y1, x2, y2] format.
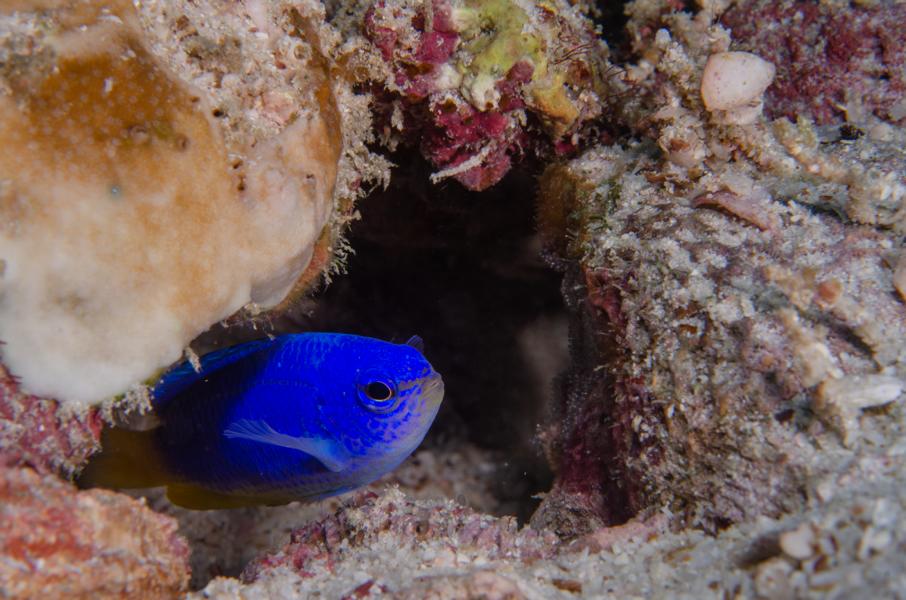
[1, 0, 906, 597]
[533, 0, 906, 534]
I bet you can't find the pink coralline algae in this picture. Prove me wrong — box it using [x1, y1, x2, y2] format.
[362, 0, 610, 190]
[0, 465, 190, 599]
[721, 0, 906, 125]
[365, 0, 461, 100]
[0, 367, 101, 476]
[419, 93, 530, 191]
[531, 268, 656, 537]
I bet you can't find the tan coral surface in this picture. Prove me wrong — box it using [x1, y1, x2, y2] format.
[0, 0, 346, 406]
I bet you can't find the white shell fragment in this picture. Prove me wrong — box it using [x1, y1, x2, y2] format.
[818, 375, 904, 411]
[701, 51, 776, 125]
[779, 524, 816, 560]
[814, 374, 904, 445]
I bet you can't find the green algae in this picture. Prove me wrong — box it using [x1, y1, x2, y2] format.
[451, 0, 577, 133]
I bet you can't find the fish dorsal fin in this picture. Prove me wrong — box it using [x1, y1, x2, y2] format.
[405, 335, 424, 352]
[222, 419, 350, 473]
[153, 338, 277, 409]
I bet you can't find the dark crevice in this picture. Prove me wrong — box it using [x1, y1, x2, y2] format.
[591, 0, 633, 61]
[293, 152, 567, 522]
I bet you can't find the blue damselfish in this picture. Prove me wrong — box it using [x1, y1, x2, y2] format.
[79, 333, 444, 509]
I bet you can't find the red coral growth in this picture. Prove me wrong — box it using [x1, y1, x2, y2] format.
[0, 465, 189, 598]
[364, 0, 535, 191]
[722, 0, 906, 125]
[423, 104, 509, 164]
[241, 489, 558, 583]
[417, 94, 530, 191]
[0, 367, 101, 476]
[364, 0, 459, 101]
[363, 1, 602, 190]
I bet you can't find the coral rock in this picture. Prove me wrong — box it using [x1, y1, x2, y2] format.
[0, 367, 101, 476]
[359, 0, 611, 190]
[0, 466, 189, 599]
[241, 488, 557, 581]
[190, 488, 558, 597]
[527, 0, 906, 532]
[535, 130, 905, 529]
[721, 0, 906, 125]
[0, 0, 361, 406]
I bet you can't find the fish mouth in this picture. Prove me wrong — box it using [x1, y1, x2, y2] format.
[422, 372, 444, 407]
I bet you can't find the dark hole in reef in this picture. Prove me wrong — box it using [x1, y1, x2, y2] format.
[591, 0, 632, 60]
[298, 152, 564, 523]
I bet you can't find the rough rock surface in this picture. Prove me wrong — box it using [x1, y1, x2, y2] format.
[536, 137, 905, 532]
[533, 0, 906, 535]
[195, 487, 559, 599]
[338, 0, 614, 190]
[722, 0, 906, 126]
[0, 367, 101, 476]
[0, 466, 189, 599]
[195, 447, 906, 598]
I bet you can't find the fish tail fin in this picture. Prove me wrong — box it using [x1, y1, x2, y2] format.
[78, 427, 169, 489]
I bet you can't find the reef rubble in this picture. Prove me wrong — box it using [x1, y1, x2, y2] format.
[0, 465, 190, 599]
[194, 448, 906, 598]
[353, 0, 615, 190]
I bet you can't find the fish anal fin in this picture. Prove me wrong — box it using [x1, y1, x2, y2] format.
[166, 483, 273, 510]
[78, 427, 167, 490]
[223, 419, 350, 472]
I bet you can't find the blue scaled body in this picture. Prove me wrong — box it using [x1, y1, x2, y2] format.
[79, 333, 444, 509]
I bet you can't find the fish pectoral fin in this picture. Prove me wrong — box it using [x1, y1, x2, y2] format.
[223, 419, 350, 472]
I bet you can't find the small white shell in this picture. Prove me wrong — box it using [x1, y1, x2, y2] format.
[701, 51, 776, 125]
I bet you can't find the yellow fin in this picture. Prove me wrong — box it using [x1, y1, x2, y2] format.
[166, 483, 286, 510]
[77, 427, 169, 489]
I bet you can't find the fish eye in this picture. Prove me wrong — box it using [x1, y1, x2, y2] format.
[365, 381, 393, 402]
[356, 376, 400, 413]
